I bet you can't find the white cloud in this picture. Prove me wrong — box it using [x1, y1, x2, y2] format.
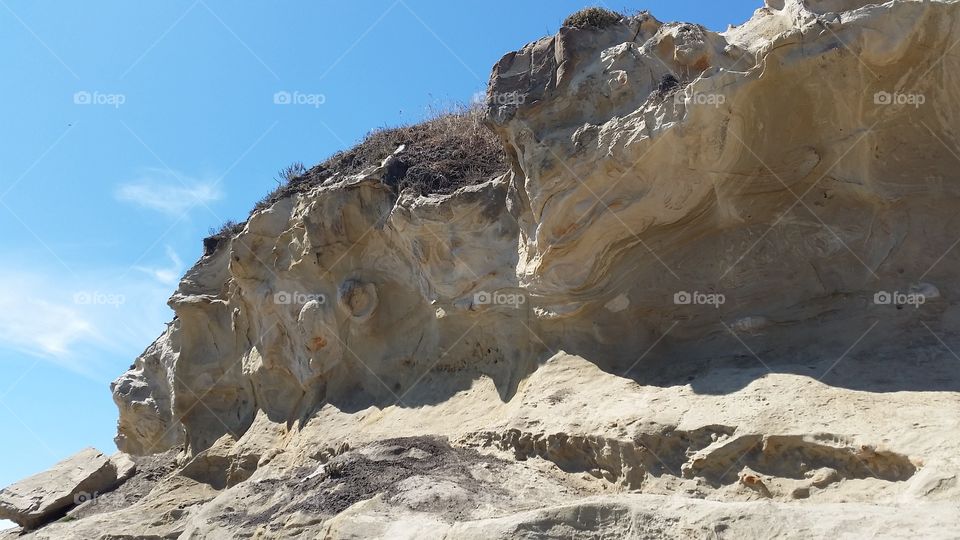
[134, 246, 183, 285]
[0, 297, 96, 358]
[0, 267, 176, 378]
[115, 168, 222, 216]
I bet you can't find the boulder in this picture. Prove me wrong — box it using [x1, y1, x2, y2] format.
[0, 448, 126, 529]
[109, 453, 137, 482]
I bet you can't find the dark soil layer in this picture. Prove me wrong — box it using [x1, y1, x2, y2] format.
[63, 451, 180, 521]
[220, 436, 508, 531]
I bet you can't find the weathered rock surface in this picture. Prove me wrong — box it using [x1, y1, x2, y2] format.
[6, 0, 960, 537]
[0, 449, 128, 530]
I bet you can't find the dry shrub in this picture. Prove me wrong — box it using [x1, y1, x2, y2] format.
[563, 7, 623, 29]
[203, 220, 244, 255]
[253, 102, 506, 212]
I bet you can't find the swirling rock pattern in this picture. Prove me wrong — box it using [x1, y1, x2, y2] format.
[10, 1, 959, 537]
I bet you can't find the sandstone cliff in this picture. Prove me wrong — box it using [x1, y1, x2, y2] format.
[4, 0, 960, 537]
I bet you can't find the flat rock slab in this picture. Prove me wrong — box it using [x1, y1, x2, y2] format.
[0, 448, 122, 529]
[109, 452, 137, 482]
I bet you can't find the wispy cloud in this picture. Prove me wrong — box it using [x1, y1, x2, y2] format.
[0, 264, 177, 378]
[134, 246, 183, 285]
[0, 289, 97, 359]
[115, 168, 222, 216]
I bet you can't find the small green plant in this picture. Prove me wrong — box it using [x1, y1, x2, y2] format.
[563, 7, 623, 29]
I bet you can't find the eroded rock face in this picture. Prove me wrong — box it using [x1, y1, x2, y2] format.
[486, 0, 960, 361]
[30, 0, 955, 537]
[111, 324, 184, 455]
[110, 174, 526, 456]
[112, 0, 960, 455]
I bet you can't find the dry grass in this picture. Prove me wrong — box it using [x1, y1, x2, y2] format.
[563, 7, 623, 29]
[204, 220, 244, 255]
[275, 161, 306, 186]
[252, 102, 506, 212]
[203, 103, 507, 253]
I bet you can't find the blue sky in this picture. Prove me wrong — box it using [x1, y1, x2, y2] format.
[0, 0, 760, 500]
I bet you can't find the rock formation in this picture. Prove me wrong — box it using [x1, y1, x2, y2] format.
[0, 449, 134, 529]
[5, 0, 960, 537]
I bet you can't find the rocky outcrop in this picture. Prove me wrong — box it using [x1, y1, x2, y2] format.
[485, 0, 960, 364]
[111, 324, 185, 455]
[5, 0, 960, 537]
[112, 0, 960, 459]
[0, 449, 133, 529]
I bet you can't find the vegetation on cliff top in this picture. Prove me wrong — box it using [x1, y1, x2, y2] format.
[256, 102, 506, 211]
[207, 5, 627, 250]
[563, 7, 623, 29]
[204, 103, 507, 252]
